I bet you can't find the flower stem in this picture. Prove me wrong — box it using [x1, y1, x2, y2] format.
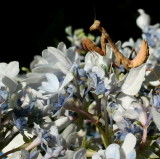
[0, 142, 31, 159]
[72, 106, 109, 147]
[141, 125, 147, 146]
[25, 136, 41, 151]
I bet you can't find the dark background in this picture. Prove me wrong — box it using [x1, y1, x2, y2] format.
[1, 0, 160, 68]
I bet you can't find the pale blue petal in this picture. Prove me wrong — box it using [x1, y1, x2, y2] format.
[126, 149, 136, 159]
[46, 73, 59, 91]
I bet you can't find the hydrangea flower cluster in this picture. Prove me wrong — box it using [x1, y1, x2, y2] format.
[0, 9, 160, 159]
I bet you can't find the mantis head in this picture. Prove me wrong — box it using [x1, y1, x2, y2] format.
[89, 20, 101, 31]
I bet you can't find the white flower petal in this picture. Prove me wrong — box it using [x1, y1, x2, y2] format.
[141, 96, 150, 108]
[84, 62, 93, 72]
[6, 61, 19, 78]
[59, 72, 73, 91]
[38, 73, 59, 93]
[59, 150, 75, 159]
[104, 73, 116, 90]
[46, 73, 59, 90]
[32, 65, 57, 73]
[84, 53, 95, 72]
[117, 93, 136, 109]
[136, 9, 150, 30]
[92, 66, 105, 79]
[123, 110, 139, 119]
[121, 64, 146, 95]
[97, 150, 105, 158]
[131, 102, 147, 126]
[48, 47, 70, 68]
[66, 132, 77, 148]
[0, 63, 7, 76]
[122, 38, 134, 48]
[61, 124, 77, 140]
[23, 75, 46, 88]
[66, 46, 78, 64]
[104, 47, 114, 70]
[149, 80, 160, 87]
[92, 153, 103, 159]
[0, 61, 19, 78]
[2, 76, 18, 93]
[112, 110, 125, 122]
[38, 82, 52, 93]
[73, 148, 86, 159]
[84, 52, 104, 72]
[54, 117, 71, 131]
[2, 130, 32, 153]
[105, 144, 120, 159]
[54, 62, 69, 74]
[57, 42, 67, 53]
[30, 55, 48, 70]
[121, 133, 136, 157]
[21, 93, 32, 109]
[151, 107, 160, 131]
[42, 49, 59, 65]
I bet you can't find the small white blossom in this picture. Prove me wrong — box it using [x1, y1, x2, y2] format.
[38, 73, 59, 94]
[0, 61, 19, 92]
[136, 9, 151, 30]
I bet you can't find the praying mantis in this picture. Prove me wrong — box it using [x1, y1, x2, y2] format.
[82, 20, 149, 70]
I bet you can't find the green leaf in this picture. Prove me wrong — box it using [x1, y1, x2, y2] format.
[65, 26, 72, 35]
[74, 29, 84, 36]
[87, 33, 95, 41]
[81, 136, 92, 149]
